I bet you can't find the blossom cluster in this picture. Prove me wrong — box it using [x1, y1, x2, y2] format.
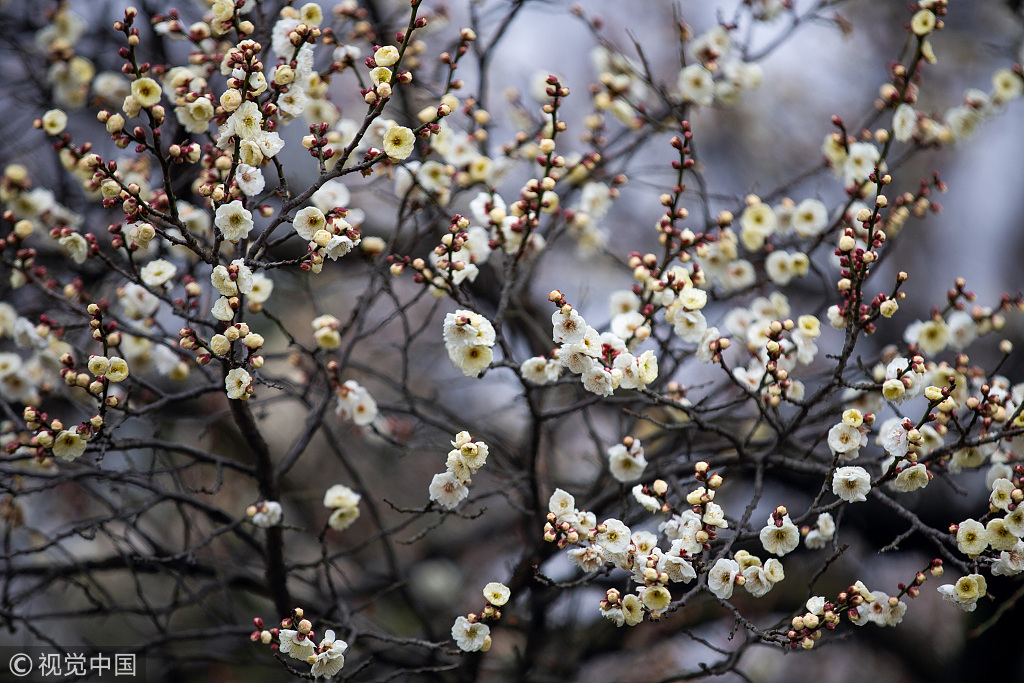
[450, 581, 509, 653]
[323, 483, 361, 531]
[544, 294, 658, 397]
[255, 608, 348, 679]
[442, 310, 495, 378]
[543, 462, 748, 627]
[429, 430, 488, 509]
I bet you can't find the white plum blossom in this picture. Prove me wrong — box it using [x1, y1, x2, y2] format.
[696, 327, 722, 363]
[988, 518, 1018, 552]
[608, 439, 646, 483]
[792, 198, 828, 237]
[59, 233, 88, 264]
[992, 540, 1024, 576]
[905, 318, 949, 356]
[739, 202, 777, 251]
[447, 344, 493, 378]
[548, 488, 576, 524]
[451, 616, 490, 652]
[990, 478, 1016, 511]
[660, 511, 703, 555]
[677, 64, 715, 106]
[552, 308, 587, 345]
[945, 310, 978, 350]
[443, 310, 496, 377]
[759, 514, 800, 556]
[879, 418, 910, 459]
[855, 590, 907, 627]
[52, 427, 88, 461]
[828, 422, 865, 459]
[520, 356, 561, 384]
[215, 200, 254, 242]
[324, 230, 362, 262]
[0, 353, 20, 379]
[955, 518, 988, 556]
[832, 466, 871, 503]
[611, 310, 649, 341]
[843, 141, 880, 185]
[311, 179, 351, 213]
[641, 585, 672, 613]
[278, 630, 315, 661]
[938, 574, 987, 612]
[595, 518, 631, 554]
[669, 309, 707, 343]
[443, 310, 495, 348]
[893, 103, 918, 141]
[250, 501, 283, 528]
[429, 472, 469, 509]
[708, 558, 740, 599]
[703, 501, 728, 529]
[219, 100, 262, 142]
[292, 206, 327, 241]
[582, 366, 615, 396]
[140, 259, 177, 287]
[446, 432, 489, 482]
[663, 541, 697, 583]
[804, 512, 835, 549]
[894, 463, 930, 492]
[235, 163, 265, 196]
[568, 545, 607, 572]
[483, 582, 511, 607]
[743, 564, 775, 597]
[324, 484, 361, 531]
[336, 380, 378, 426]
[225, 367, 251, 400]
[119, 283, 160, 319]
[212, 296, 235, 322]
[884, 357, 924, 402]
[632, 485, 660, 512]
[309, 630, 348, 678]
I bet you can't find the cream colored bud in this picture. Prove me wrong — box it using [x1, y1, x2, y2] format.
[210, 334, 231, 356]
[274, 65, 295, 85]
[417, 106, 436, 123]
[220, 89, 242, 112]
[882, 378, 905, 401]
[169, 362, 190, 381]
[88, 355, 110, 376]
[313, 229, 332, 247]
[14, 219, 34, 239]
[106, 113, 126, 133]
